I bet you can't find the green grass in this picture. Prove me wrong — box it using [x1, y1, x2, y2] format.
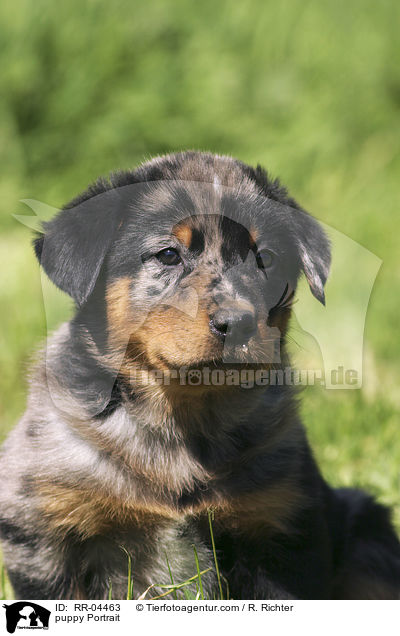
[0, 566, 13, 601]
[121, 513, 222, 600]
[1, 0, 399, 598]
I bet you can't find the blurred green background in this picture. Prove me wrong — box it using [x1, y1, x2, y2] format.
[0, 0, 399, 595]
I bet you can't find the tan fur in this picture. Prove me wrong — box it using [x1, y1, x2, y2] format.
[106, 272, 220, 373]
[106, 277, 151, 380]
[173, 223, 193, 248]
[34, 474, 303, 544]
[34, 481, 177, 540]
[141, 305, 213, 368]
[249, 226, 259, 247]
[106, 276, 136, 349]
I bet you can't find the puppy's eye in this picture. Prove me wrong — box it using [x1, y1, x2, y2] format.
[156, 247, 182, 266]
[256, 249, 275, 270]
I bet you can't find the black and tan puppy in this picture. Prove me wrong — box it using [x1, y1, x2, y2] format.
[1, 151, 399, 600]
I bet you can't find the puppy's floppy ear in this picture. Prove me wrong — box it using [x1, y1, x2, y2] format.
[34, 190, 121, 305]
[290, 208, 331, 305]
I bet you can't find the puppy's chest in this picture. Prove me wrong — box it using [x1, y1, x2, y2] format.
[78, 515, 216, 600]
[34, 479, 217, 597]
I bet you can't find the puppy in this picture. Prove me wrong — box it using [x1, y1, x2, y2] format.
[0, 151, 399, 599]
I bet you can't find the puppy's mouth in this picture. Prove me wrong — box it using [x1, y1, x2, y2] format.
[134, 313, 280, 378]
[155, 342, 269, 371]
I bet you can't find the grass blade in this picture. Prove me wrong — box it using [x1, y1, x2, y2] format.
[192, 544, 204, 600]
[208, 508, 224, 600]
[221, 574, 230, 600]
[165, 551, 178, 600]
[120, 546, 134, 600]
[1, 566, 6, 600]
[149, 568, 212, 599]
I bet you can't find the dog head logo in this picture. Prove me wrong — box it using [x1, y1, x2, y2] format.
[2, 602, 50, 633]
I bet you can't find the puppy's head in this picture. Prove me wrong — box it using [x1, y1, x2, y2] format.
[35, 152, 330, 389]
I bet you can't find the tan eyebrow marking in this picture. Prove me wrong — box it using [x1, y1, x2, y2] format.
[249, 227, 259, 247]
[173, 223, 193, 248]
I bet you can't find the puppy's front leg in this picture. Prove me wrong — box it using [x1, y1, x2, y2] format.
[0, 522, 83, 599]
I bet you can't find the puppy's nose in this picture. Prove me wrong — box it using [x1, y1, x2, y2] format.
[210, 307, 257, 344]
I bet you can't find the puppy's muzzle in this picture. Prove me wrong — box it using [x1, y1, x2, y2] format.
[210, 306, 257, 345]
